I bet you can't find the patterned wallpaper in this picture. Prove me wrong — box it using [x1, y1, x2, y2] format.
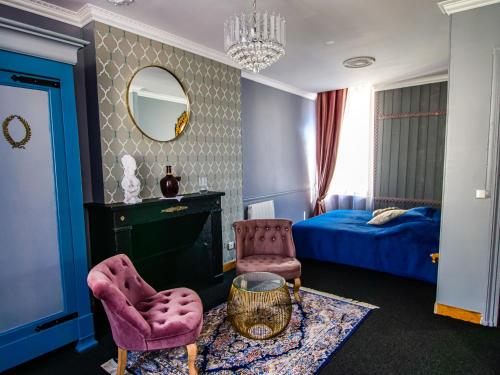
[92, 22, 243, 262]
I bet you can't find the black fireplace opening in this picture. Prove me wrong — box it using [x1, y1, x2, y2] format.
[131, 211, 215, 290]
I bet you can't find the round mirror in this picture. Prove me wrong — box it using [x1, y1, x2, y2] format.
[127, 66, 190, 142]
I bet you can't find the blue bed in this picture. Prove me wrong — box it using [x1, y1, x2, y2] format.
[292, 207, 441, 283]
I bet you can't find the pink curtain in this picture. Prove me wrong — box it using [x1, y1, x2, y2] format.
[314, 89, 348, 216]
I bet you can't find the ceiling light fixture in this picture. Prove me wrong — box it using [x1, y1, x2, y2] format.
[107, 0, 134, 5]
[224, 0, 286, 74]
[343, 56, 376, 68]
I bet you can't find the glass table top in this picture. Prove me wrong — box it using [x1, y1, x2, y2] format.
[232, 272, 285, 292]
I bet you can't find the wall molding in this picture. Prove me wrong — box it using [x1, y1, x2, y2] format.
[438, 0, 500, 15]
[0, 16, 88, 64]
[0, 0, 82, 25]
[241, 72, 317, 100]
[243, 188, 311, 202]
[483, 47, 500, 327]
[0, 0, 317, 100]
[374, 73, 448, 91]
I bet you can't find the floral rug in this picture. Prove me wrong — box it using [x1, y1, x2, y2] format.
[102, 287, 377, 375]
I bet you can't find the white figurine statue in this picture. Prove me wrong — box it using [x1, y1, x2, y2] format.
[121, 154, 142, 204]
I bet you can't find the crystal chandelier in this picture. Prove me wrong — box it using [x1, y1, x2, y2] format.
[224, 0, 286, 74]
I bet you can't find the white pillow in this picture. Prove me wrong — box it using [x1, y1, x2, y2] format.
[368, 209, 407, 225]
[372, 207, 399, 218]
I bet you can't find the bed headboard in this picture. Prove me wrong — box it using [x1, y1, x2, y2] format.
[373, 82, 447, 211]
[374, 197, 441, 210]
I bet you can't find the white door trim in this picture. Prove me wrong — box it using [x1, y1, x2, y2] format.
[483, 47, 500, 327]
[0, 17, 88, 65]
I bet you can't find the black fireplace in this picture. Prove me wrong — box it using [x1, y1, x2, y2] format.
[86, 191, 225, 292]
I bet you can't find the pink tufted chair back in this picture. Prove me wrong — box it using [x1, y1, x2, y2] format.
[87, 254, 157, 349]
[233, 219, 296, 259]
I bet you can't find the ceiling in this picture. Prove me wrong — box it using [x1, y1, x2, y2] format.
[44, 0, 450, 93]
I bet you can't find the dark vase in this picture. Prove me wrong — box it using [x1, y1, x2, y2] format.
[160, 165, 181, 198]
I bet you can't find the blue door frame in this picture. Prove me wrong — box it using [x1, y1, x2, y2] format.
[0, 49, 97, 372]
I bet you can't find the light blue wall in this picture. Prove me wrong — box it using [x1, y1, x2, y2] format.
[241, 78, 316, 223]
[437, 3, 500, 318]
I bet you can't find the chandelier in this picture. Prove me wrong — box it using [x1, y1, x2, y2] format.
[224, 0, 286, 74]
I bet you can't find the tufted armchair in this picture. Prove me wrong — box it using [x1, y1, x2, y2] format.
[233, 219, 302, 301]
[87, 254, 202, 375]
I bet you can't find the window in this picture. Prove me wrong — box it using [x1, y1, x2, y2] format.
[329, 85, 372, 196]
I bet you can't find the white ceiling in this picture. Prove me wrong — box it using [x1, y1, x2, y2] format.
[44, 0, 450, 93]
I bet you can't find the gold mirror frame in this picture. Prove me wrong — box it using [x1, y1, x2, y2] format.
[126, 65, 190, 142]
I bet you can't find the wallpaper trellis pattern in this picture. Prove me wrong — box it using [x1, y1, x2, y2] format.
[92, 22, 242, 261]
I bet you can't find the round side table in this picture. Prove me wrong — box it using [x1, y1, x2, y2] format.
[227, 271, 292, 340]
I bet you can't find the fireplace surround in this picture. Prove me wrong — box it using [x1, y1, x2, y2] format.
[86, 192, 225, 328]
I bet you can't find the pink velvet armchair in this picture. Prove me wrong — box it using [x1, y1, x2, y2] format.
[233, 219, 302, 301]
[87, 254, 202, 375]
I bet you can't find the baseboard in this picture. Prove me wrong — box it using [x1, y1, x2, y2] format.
[223, 260, 236, 272]
[434, 303, 482, 324]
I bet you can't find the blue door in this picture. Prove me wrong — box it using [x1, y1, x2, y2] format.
[0, 50, 96, 371]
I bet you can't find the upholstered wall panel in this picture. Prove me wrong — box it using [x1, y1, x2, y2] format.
[91, 22, 243, 262]
[374, 82, 447, 208]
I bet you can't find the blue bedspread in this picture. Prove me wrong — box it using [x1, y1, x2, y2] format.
[292, 207, 440, 283]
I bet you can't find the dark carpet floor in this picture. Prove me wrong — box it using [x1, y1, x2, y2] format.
[5, 259, 500, 374]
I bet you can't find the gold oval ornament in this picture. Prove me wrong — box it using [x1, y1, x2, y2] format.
[175, 111, 188, 137]
[2, 115, 32, 149]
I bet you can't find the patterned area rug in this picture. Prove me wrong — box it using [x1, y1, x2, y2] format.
[102, 287, 377, 375]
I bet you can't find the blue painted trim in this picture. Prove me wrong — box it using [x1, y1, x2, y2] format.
[55, 54, 97, 350]
[0, 71, 77, 345]
[0, 49, 96, 371]
[75, 335, 99, 353]
[75, 313, 98, 352]
[0, 319, 79, 371]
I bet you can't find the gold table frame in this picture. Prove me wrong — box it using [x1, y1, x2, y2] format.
[227, 272, 292, 340]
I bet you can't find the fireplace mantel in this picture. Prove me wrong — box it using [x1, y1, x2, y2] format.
[86, 191, 225, 294]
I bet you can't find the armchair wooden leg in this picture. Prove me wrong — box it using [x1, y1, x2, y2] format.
[293, 277, 301, 303]
[186, 343, 198, 375]
[116, 347, 127, 375]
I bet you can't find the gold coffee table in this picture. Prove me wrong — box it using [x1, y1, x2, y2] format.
[227, 272, 292, 340]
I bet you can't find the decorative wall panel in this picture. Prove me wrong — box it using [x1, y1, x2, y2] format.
[374, 82, 447, 209]
[91, 22, 242, 262]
